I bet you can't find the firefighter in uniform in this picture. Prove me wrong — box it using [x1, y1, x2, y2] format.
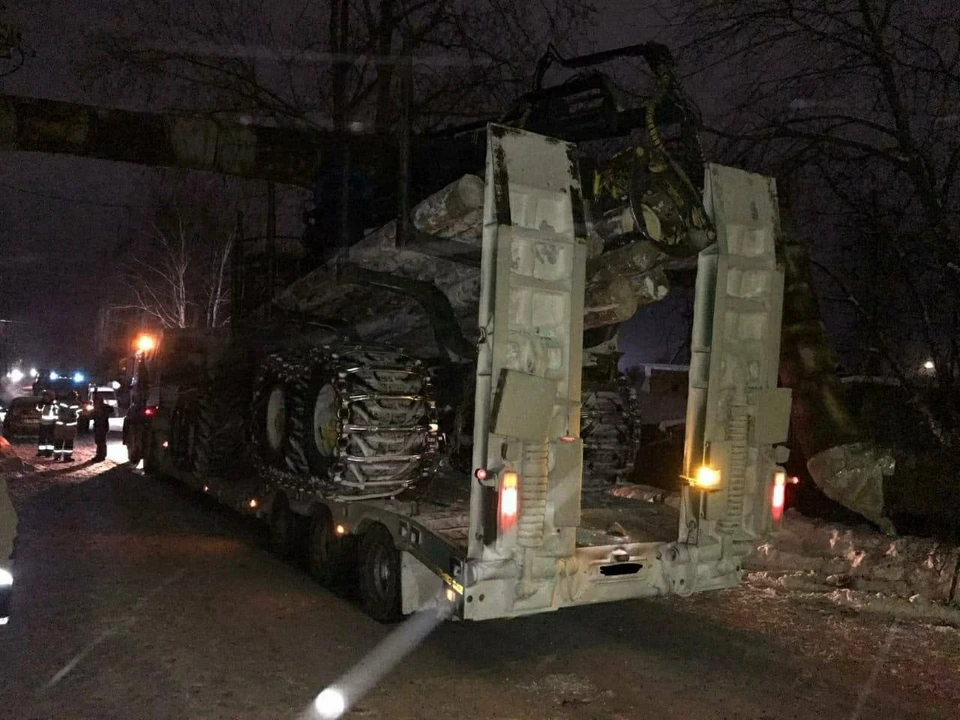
[53, 391, 81, 462]
[35, 391, 57, 458]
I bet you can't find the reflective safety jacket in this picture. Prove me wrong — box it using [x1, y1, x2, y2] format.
[55, 401, 80, 426]
[36, 401, 57, 425]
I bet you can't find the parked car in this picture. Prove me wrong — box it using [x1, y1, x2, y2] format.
[79, 386, 118, 433]
[1, 396, 41, 438]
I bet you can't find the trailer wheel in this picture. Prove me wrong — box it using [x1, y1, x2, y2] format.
[359, 523, 403, 623]
[143, 434, 159, 475]
[127, 426, 144, 465]
[268, 494, 302, 559]
[307, 508, 352, 588]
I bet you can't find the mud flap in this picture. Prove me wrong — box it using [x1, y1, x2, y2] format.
[401, 551, 444, 615]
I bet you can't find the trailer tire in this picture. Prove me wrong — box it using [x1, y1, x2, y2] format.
[268, 494, 302, 559]
[306, 508, 352, 588]
[359, 523, 403, 623]
[143, 434, 159, 476]
[127, 426, 144, 465]
[287, 370, 339, 477]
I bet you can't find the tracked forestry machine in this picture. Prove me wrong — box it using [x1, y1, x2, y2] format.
[251, 41, 714, 488]
[3, 43, 794, 621]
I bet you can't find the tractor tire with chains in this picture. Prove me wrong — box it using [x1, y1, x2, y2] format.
[254, 346, 438, 498]
[251, 353, 304, 470]
[581, 379, 642, 486]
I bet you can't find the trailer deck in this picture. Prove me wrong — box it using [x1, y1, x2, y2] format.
[410, 472, 680, 554]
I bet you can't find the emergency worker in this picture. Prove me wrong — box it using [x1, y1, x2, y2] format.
[92, 393, 110, 462]
[53, 391, 81, 462]
[35, 391, 57, 458]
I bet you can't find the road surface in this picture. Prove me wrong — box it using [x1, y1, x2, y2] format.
[1, 433, 958, 720]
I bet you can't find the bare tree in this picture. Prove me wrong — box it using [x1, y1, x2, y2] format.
[89, 0, 598, 131]
[116, 174, 239, 329]
[657, 0, 960, 448]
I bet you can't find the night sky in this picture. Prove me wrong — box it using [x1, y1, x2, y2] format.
[0, 1, 689, 374]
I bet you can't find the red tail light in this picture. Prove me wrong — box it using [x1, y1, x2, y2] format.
[499, 471, 519, 531]
[771, 471, 796, 526]
[143, 406, 156, 417]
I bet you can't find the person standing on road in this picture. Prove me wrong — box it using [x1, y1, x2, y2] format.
[53, 391, 80, 462]
[35, 390, 57, 458]
[92, 393, 110, 462]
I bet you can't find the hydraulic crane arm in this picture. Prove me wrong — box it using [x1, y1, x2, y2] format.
[532, 41, 676, 91]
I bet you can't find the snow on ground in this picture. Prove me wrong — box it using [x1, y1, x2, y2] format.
[606, 487, 960, 622]
[745, 509, 960, 619]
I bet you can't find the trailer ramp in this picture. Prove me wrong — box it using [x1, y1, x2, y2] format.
[455, 146, 789, 619]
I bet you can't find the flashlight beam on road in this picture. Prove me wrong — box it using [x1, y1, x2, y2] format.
[308, 594, 455, 719]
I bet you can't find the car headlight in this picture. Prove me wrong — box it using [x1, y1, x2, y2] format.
[0, 567, 11, 626]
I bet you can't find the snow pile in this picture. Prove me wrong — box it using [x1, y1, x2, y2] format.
[0, 436, 31, 475]
[745, 509, 960, 607]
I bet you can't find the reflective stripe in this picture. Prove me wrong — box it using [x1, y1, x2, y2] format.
[38, 403, 58, 421]
[55, 403, 81, 424]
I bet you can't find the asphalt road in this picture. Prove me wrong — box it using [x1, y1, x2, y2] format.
[1, 435, 959, 720]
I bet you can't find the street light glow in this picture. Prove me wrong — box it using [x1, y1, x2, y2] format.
[136, 334, 157, 353]
[922, 359, 935, 371]
[49, 371, 59, 381]
[73, 372, 85, 384]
